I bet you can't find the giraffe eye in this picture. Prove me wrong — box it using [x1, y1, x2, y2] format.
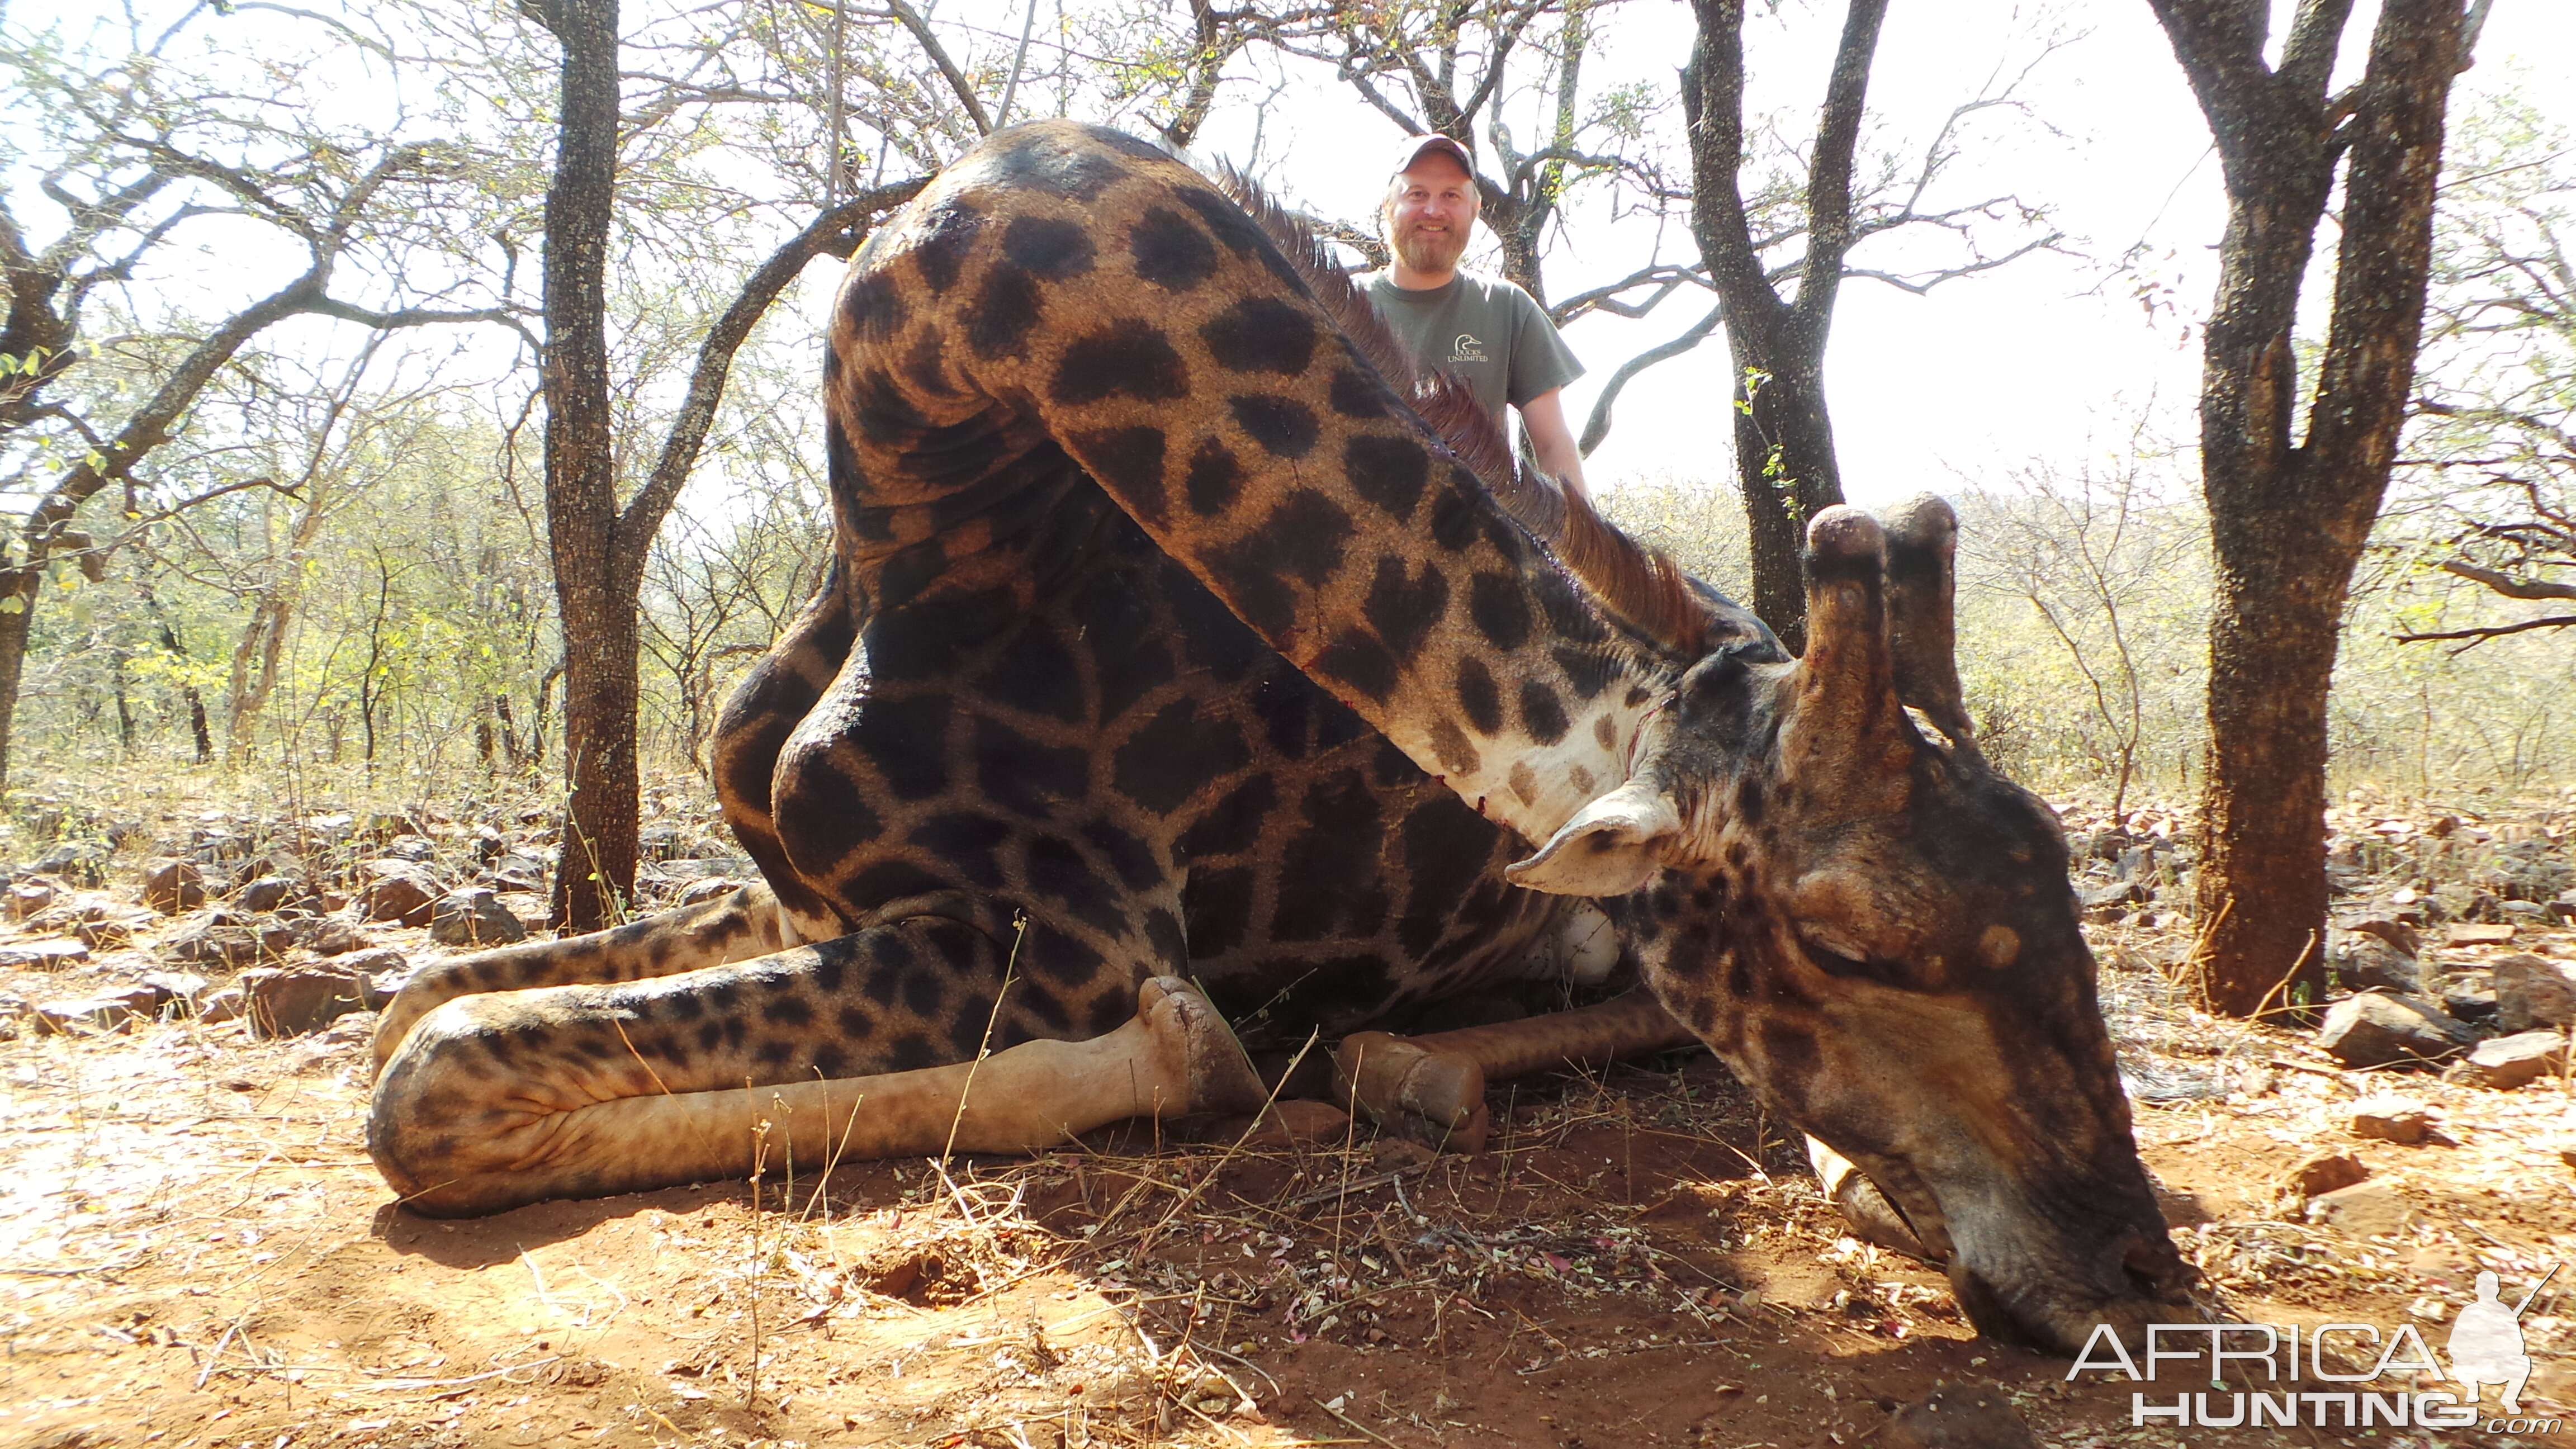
[1793, 929, 1911, 987]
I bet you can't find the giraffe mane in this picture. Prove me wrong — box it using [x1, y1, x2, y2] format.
[1211, 165, 1711, 660]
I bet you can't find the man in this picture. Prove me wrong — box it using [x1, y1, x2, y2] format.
[1360, 134, 1590, 499]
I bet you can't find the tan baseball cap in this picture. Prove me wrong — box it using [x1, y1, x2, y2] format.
[1388, 133, 1474, 180]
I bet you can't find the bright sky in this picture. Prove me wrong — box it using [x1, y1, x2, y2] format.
[24, 1, 2565, 525]
[1156, 0, 2574, 508]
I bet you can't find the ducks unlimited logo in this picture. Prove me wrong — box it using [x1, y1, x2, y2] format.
[2069, 1267, 2560, 1433]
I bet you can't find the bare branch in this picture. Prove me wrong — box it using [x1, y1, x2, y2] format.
[1579, 302, 1725, 457]
[2395, 613, 2576, 646]
[613, 177, 931, 585]
[2438, 559, 2576, 601]
[886, 0, 994, 136]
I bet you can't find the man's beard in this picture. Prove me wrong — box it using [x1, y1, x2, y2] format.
[1391, 220, 1467, 274]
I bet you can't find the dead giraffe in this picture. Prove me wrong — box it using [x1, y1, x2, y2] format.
[370, 121, 2194, 1353]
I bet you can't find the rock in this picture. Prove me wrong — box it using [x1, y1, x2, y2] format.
[0, 937, 89, 970]
[2315, 992, 2471, 1068]
[335, 946, 409, 1007]
[489, 853, 549, 892]
[355, 861, 441, 926]
[2438, 973, 2499, 1024]
[163, 917, 295, 968]
[2493, 954, 2576, 1033]
[31, 982, 172, 1034]
[140, 858, 205, 914]
[196, 986, 245, 1025]
[8, 879, 57, 918]
[2286, 1151, 2369, 1201]
[2307, 1178, 2414, 1239]
[380, 833, 437, 863]
[2329, 931, 2421, 993]
[428, 887, 527, 946]
[2349, 1094, 2436, 1145]
[2446, 922, 2517, 947]
[231, 875, 307, 915]
[34, 841, 111, 887]
[494, 890, 552, 932]
[676, 877, 748, 906]
[2454, 1030, 2570, 1091]
[291, 915, 371, 956]
[1880, 1382, 2042, 1449]
[238, 963, 373, 1038]
[2340, 916, 2425, 958]
[286, 1010, 381, 1071]
[140, 970, 211, 1004]
[2078, 879, 2142, 911]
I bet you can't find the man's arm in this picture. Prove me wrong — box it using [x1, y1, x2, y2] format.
[1516, 387, 1590, 500]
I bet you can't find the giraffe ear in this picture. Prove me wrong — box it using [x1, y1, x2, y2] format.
[1503, 781, 1681, 897]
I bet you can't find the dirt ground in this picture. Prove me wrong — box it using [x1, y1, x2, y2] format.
[2, 807, 2574, 1448]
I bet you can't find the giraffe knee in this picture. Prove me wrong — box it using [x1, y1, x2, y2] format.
[367, 997, 591, 1210]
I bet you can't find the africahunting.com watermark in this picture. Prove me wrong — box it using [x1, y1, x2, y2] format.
[2069, 1267, 2560, 1433]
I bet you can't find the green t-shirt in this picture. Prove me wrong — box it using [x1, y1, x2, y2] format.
[1358, 270, 1583, 420]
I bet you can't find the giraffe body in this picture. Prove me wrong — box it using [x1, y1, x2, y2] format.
[372, 122, 2193, 1355]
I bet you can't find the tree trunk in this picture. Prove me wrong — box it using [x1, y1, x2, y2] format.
[1725, 320, 1842, 653]
[2148, 0, 2466, 1015]
[0, 579, 31, 788]
[534, 0, 635, 932]
[1683, 0, 1886, 655]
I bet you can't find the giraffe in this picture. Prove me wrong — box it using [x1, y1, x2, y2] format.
[368, 121, 2194, 1354]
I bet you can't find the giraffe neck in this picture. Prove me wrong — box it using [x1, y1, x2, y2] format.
[836, 124, 1683, 849]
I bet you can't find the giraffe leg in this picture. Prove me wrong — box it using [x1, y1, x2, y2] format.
[372, 976, 1266, 1218]
[1333, 988, 1696, 1152]
[371, 884, 797, 1077]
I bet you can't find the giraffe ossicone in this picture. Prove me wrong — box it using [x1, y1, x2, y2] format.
[369, 121, 2194, 1355]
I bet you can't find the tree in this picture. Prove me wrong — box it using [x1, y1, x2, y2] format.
[0, 8, 514, 790]
[1959, 443, 2206, 821]
[1682, 0, 2064, 652]
[2146, 0, 2478, 1015]
[2393, 94, 2576, 648]
[520, 0, 930, 929]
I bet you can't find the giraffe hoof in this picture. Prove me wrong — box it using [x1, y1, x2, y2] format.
[1137, 977, 1269, 1118]
[1334, 1032, 1491, 1153]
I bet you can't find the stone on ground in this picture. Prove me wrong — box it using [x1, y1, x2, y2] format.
[355, 860, 442, 926]
[8, 879, 57, 919]
[2454, 1030, 2570, 1090]
[231, 874, 312, 915]
[163, 915, 296, 968]
[140, 858, 205, 913]
[0, 937, 88, 970]
[2348, 1094, 2436, 1145]
[239, 962, 375, 1038]
[31, 982, 171, 1034]
[429, 886, 527, 946]
[2329, 931, 2421, 993]
[2492, 953, 2576, 1032]
[2285, 1150, 2369, 1202]
[2315, 992, 2471, 1068]
[2307, 1178, 2414, 1239]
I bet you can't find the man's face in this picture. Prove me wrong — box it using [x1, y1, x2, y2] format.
[1385, 153, 1478, 275]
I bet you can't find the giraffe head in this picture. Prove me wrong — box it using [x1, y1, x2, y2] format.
[1510, 495, 2194, 1353]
